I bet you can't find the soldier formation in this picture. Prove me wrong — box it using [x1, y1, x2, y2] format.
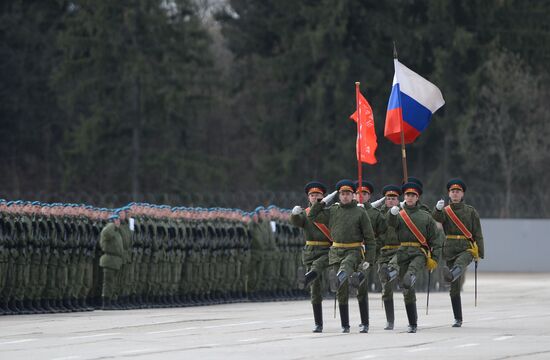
[0, 179, 483, 334]
[292, 177, 484, 334]
[0, 201, 308, 315]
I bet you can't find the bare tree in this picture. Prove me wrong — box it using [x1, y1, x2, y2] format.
[460, 50, 550, 217]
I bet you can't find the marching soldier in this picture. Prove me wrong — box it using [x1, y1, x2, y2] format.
[432, 178, 484, 327]
[380, 182, 441, 333]
[376, 184, 402, 330]
[308, 179, 375, 333]
[352, 180, 387, 333]
[291, 181, 332, 333]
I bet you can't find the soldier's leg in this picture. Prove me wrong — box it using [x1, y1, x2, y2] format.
[356, 266, 370, 333]
[378, 258, 395, 330]
[101, 267, 117, 310]
[447, 253, 473, 327]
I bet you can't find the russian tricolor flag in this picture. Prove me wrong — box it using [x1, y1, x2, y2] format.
[385, 59, 445, 144]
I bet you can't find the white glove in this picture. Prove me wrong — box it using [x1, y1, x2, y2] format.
[322, 190, 338, 204]
[291, 206, 303, 215]
[371, 196, 385, 208]
[399, 200, 405, 209]
[436, 199, 445, 211]
[390, 206, 400, 215]
[361, 262, 370, 271]
[357, 203, 364, 208]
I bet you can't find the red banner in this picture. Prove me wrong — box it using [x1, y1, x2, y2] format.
[350, 91, 377, 164]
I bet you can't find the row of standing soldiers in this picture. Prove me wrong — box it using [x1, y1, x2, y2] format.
[291, 177, 484, 333]
[0, 200, 311, 315]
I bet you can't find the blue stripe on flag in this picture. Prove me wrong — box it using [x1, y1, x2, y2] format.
[401, 92, 433, 132]
[387, 84, 401, 110]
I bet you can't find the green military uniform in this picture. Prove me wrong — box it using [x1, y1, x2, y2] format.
[432, 178, 484, 327]
[384, 182, 442, 333]
[375, 184, 402, 330]
[290, 181, 331, 332]
[308, 180, 375, 333]
[99, 220, 124, 309]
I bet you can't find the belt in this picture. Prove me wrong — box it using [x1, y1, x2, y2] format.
[332, 242, 363, 248]
[306, 241, 331, 246]
[446, 235, 468, 240]
[400, 242, 421, 247]
[381, 245, 400, 250]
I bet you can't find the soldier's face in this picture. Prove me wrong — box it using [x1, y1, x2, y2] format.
[339, 190, 353, 204]
[385, 195, 399, 207]
[308, 192, 323, 204]
[449, 189, 464, 203]
[355, 191, 371, 203]
[404, 193, 419, 206]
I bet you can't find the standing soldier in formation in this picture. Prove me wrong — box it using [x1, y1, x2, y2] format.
[291, 181, 332, 333]
[433, 178, 484, 327]
[381, 182, 442, 333]
[376, 185, 402, 330]
[308, 180, 376, 333]
[352, 180, 387, 333]
[99, 214, 124, 310]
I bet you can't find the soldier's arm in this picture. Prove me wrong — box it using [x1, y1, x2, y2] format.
[361, 212, 376, 264]
[289, 212, 306, 228]
[387, 211, 399, 228]
[374, 212, 387, 257]
[307, 201, 330, 225]
[472, 208, 484, 259]
[427, 218, 442, 263]
[431, 207, 446, 223]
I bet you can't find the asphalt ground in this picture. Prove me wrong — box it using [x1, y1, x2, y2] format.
[1, 273, 549, 360]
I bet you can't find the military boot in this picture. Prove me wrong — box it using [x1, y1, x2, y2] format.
[380, 264, 398, 283]
[383, 299, 395, 330]
[42, 299, 55, 313]
[443, 266, 463, 283]
[312, 303, 323, 333]
[0, 301, 7, 315]
[405, 302, 418, 333]
[451, 296, 463, 327]
[32, 299, 45, 314]
[24, 299, 39, 314]
[56, 299, 70, 313]
[358, 298, 369, 333]
[17, 300, 30, 314]
[339, 304, 350, 333]
[8, 299, 20, 314]
[402, 272, 417, 289]
[102, 297, 115, 310]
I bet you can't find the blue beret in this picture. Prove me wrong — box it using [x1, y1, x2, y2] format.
[254, 206, 265, 213]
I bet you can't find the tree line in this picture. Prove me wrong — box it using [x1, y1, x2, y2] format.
[1, 0, 549, 217]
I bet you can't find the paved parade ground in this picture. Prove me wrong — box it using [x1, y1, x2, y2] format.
[1, 273, 549, 360]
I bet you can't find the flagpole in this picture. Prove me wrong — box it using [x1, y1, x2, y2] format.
[355, 82, 363, 203]
[393, 42, 408, 183]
